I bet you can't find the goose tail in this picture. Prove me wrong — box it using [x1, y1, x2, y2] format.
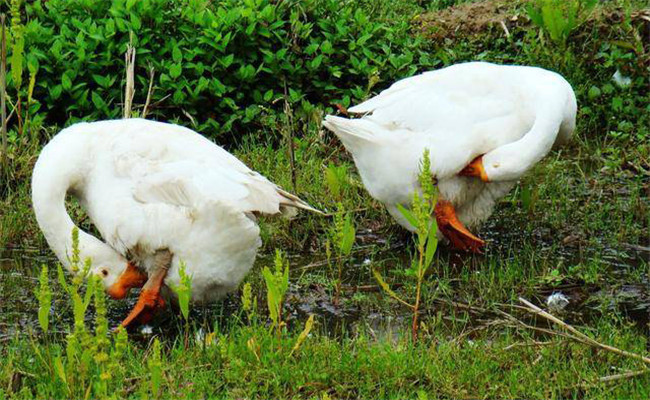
[322, 115, 377, 152]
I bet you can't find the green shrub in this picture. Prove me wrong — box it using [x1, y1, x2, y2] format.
[17, 0, 430, 140]
[526, 0, 597, 46]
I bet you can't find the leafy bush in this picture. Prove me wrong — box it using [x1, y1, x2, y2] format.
[15, 0, 430, 140]
[526, 0, 597, 46]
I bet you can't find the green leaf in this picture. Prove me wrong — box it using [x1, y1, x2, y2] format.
[310, 54, 323, 69]
[521, 183, 532, 210]
[262, 266, 279, 325]
[37, 265, 51, 333]
[602, 83, 615, 94]
[169, 262, 193, 322]
[587, 86, 601, 99]
[172, 46, 183, 64]
[611, 97, 623, 112]
[325, 164, 341, 200]
[130, 13, 142, 30]
[83, 280, 94, 309]
[290, 314, 315, 356]
[56, 264, 71, 295]
[340, 215, 355, 256]
[372, 269, 412, 309]
[304, 42, 318, 55]
[424, 220, 438, 270]
[53, 356, 67, 383]
[61, 73, 72, 91]
[220, 54, 235, 68]
[169, 63, 182, 79]
[396, 204, 418, 228]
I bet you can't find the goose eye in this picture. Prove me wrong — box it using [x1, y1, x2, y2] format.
[100, 268, 109, 277]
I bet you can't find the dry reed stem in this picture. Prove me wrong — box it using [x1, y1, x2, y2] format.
[519, 297, 650, 366]
[123, 41, 136, 119]
[283, 82, 297, 193]
[598, 369, 650, 382]
[142, 65, 155, 119]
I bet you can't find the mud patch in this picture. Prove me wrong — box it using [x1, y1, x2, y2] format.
[415, 0, 524, 42]
[415, 0, 650, 54]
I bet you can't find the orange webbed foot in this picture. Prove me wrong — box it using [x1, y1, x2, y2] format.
[120, 288, 166, 327]
[435, 200, 485, 253]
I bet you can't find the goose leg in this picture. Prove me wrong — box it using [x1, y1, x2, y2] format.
[120, 250, 172, 328]
[459, 155, 489, 182]
[434, 200, 485, 253]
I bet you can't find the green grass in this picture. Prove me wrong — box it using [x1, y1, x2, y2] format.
[1, 0, 649, 398]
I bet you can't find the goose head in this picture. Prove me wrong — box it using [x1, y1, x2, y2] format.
[77, 240, 147, 299]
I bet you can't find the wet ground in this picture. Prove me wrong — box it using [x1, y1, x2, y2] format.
[1, 213, 648, 345]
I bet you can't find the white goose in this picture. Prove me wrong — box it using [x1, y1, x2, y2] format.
[32, 119, 318, 326]
[323, 62, 576, 252]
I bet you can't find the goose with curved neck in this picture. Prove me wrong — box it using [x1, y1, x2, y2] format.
[32, 131, 129, 273]
[323, 62, 577, 252]
[32, 118, 319, 326]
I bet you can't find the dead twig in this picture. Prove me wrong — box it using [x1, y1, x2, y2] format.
[123, 38, 136, 119]
[499, 20, 510, 38]
[503, 340, 555, 351]
[598, 368, 650, 383]
[150, 93, 171, 108]
[621, 242, 650, 253]
[453, 319, 509, 345]
[181, 109, 196, 127]
[341, 283, 404, 293]
[141, 65, 155, 119]
[283, 82, 297, 193]
[519, 297, 650, 366]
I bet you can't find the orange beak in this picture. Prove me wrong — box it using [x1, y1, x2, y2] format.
[107, 262, 148, 299]
[459, 155, 489, 183]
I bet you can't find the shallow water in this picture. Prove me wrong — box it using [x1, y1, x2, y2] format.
[1, 221, 648, 343]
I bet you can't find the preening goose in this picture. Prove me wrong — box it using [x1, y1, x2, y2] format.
[323, 62, 577, 252]
[32, 119, 319, 326]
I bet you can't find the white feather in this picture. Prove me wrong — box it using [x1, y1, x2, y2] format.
[324, 62, 577, 233]
[32, 119, 314, 303]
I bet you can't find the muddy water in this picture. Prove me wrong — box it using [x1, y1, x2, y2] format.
[1, 226, 648, 343]
[0, 241, 411, 342]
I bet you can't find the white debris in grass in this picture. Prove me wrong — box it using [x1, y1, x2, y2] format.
[546, 292, 570, 313]
[195, 327, 205, 344]
[612, 70, 632, 88]
[140, 325, 153, 335]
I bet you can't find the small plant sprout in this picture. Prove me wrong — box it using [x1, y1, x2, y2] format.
[36, 264, 51, 334]
[171, 261, 193, 348]
[171, 261, 193, 323]
[526, 0, 597, 46]
[262, 250, 290, 337]
[324, 162, 349, 202]
[92, 276, 111, 398]
[108, 326, 128, 385]
[34, 228, 135, 398]
[324, 162, 356, 303]
[9, 0, 24, 137]
[374, 149, 438, 342]
[148, 338, 163, 399]
[241, 282, 256, 322]
[290, 314, 315, 357]
[328, 202, 356, 304]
